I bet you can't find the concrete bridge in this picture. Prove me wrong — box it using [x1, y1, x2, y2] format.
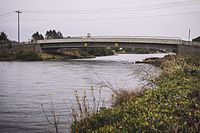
[34, 36, 200, 55]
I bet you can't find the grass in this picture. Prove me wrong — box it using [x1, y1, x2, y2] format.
[39, 52, 65, 61]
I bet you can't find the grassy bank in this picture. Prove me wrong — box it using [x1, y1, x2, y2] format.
[0, 50, 42, 61]
[0, 47, 114, 61]
[135, 54, 175, 67]
[58, 48, 114, 59]
[71, 55, 200, 132]
[39, 48, 114, 61]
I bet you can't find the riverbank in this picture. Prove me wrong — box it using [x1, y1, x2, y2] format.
[0, 50, 42, 61]
[0, 47, 114, 61]
[71, 55, 200, 132]
[135, 54, 175, 67]
[0, 51, 95, 61]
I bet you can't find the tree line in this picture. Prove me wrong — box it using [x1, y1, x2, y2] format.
[0, 32, 9, 42]
[31, 30, 63, 42]
[1, 30, 200, 42]
[0, 30, 63, 43]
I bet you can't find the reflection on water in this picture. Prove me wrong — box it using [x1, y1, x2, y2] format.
[0, 54, 166, 133]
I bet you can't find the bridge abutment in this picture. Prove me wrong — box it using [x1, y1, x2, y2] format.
[177, 41, 200, 56]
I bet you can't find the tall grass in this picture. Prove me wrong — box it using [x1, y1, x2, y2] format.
[71, 87, 106, 133]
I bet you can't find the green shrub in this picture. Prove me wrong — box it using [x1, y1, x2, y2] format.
[0, 52, 15, 61]
[71, 56, 200, 132]
[16, 50, 42, 61]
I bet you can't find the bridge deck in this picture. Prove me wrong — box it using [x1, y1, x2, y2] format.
[35, 36, 200, 52]
[37, 36, 182, 45]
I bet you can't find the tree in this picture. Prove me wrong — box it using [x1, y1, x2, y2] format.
[192, 36, 200, 42]
[0, 32, 8, 41]
[45, 30, 63, 39]
[56, 31, 63, 39]
[31, 31, 44, 42]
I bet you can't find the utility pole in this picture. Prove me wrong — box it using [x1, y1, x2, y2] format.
[15, 10, 22, 43]
[188, 29, 191, 42]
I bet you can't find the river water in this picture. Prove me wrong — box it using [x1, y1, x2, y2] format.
[0, 54, 167, 133]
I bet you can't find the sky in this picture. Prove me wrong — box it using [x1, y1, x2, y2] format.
[0, 0, 200, 42]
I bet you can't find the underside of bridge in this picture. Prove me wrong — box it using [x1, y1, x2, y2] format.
[40, 42, 178, 53]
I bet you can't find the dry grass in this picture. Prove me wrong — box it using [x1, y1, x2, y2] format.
[111, 87, 148, 107]
[39, 52, 64, 61]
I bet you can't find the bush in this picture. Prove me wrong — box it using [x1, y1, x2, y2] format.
[71, 56, 200, 132]
[0, 52, 15, 61]
[16, 50, 42, 61]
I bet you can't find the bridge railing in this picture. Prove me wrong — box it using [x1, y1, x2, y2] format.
[63, 36, 181, 40]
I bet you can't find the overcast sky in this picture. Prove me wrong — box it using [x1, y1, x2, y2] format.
[0, 0, 200, 41]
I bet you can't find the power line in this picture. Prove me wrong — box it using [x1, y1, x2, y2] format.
[23, 0, 200, 15]
[21, 11, 200, 22]
[0, 0, 199, 23]
[0, 19, 17, 25]
[0, 11, 15, 18]
[0, 0, 199, 19]
[28, 0, 199, 12]
[0, 0, 199, 17]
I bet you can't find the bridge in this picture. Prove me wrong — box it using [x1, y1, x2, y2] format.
[34, 36, 200, 55]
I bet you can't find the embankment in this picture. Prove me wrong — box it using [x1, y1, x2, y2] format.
[0, 45, 114, 61]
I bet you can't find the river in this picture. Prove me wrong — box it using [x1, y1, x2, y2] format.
[0, 54, 167, 133]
